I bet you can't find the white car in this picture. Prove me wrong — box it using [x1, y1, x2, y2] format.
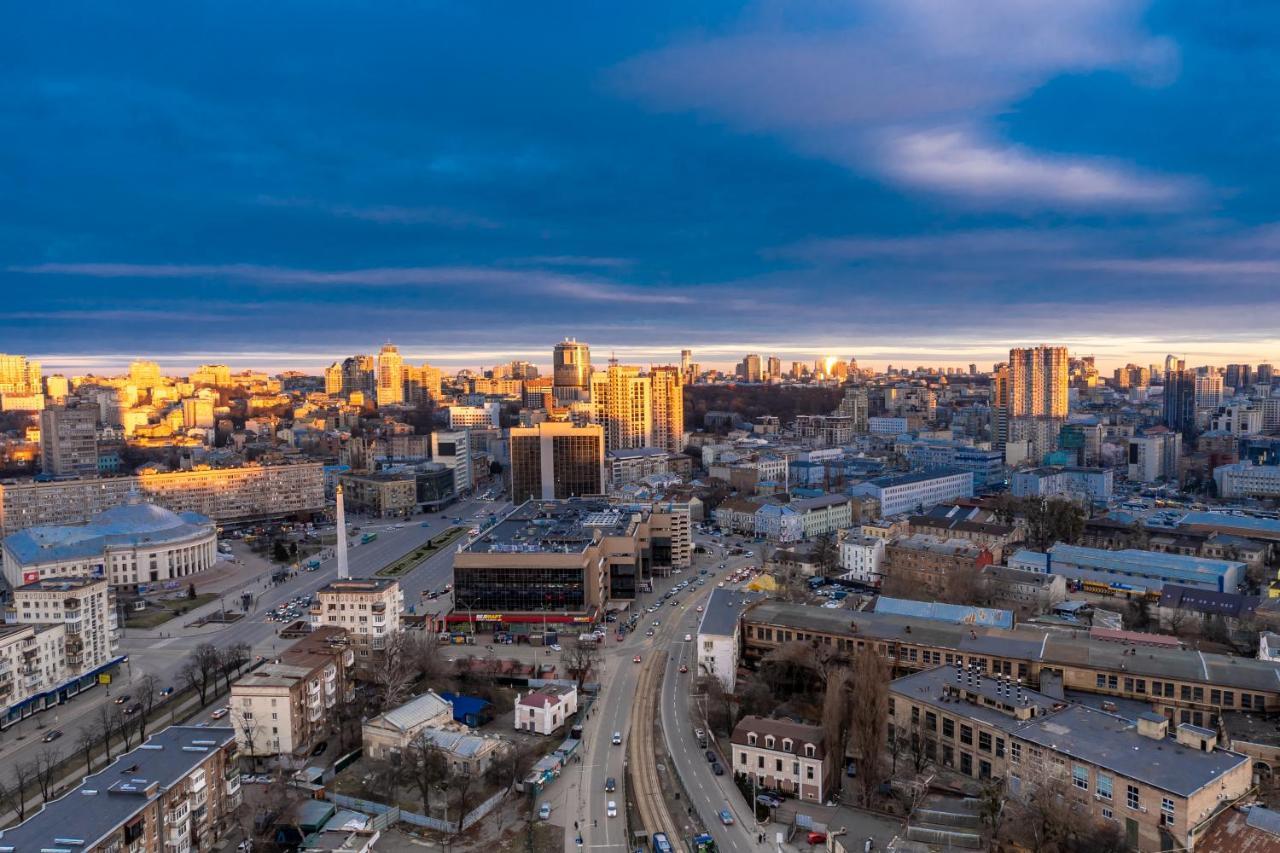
[549, 643, 562, 651]
[607, 800, 618, 818]
[612, 731, 622, 745]
[684, 633, 692, 642]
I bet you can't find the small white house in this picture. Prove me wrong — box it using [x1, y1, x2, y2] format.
[514, 684, 578, 736]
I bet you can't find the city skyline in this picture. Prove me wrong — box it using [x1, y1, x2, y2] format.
[3, 3, 1280, 368]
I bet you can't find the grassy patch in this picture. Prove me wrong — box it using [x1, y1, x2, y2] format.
[376, 526, 469, 577]
[125, 593, 219, 628]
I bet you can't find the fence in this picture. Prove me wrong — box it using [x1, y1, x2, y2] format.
[327, 787, 508, 834]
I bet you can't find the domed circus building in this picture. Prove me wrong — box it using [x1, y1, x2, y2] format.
[1, 495, 218, 591]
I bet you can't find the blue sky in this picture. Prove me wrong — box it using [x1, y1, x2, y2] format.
[2, 1, 1278, 373]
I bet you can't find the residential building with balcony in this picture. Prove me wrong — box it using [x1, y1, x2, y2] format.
[0, 460, 325, 536]
[888, 666, 1250, 852]
[8, 576, 116, 675]
[0, 725, 240, 853]
[229, 627, 354, 757]
[312, 579, 402, 662]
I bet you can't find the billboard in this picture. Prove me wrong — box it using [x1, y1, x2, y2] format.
[22, 571, 40, 584]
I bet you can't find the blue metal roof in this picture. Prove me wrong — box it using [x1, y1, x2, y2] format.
[874, 596, 1014, 629]
[3, 502, 213, 565]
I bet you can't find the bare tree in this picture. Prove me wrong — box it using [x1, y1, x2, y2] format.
[11, 759, 35, 822]
[371, 630, 418, 712]
[96, 701, 118, 762]
[403, 731, 449, 814]
[193, 642, 222, 701]
[821, 667, 852, 775]
[235, 707, 261, 770]
[114, 706, 140, 751]
[136, 673, 160, 741]
[848, 645, 889, 807]
[76, 727, 98, 776]
[218, 642, 252, 692]
[560, 640, 600, 691]
[976, 777, 1008, 846]
[1011, 776, 1077, 853]
[36, 746, 62, 803]
[447, 766, 479, 835]
[942, 563, 987, 607]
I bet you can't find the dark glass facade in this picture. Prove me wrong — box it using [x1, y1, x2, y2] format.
[454, 566, 587, 612]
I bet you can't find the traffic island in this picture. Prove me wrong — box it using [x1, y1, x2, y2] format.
[376, 526, 468, 577]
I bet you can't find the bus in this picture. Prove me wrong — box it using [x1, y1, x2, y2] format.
[361, 532, 378, 544]
[652, 833, 674, 853]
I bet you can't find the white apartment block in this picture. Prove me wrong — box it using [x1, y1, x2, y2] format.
[1214, 462, 1280, 500]
[850, 469, 974, 518]
[839, 533, 886, 586]
[431, 430, 473, 496]
[1127, 433, 1183, 483]
[312, 579, 404, 661]
[0, 461, 325, 536]
[448, 402, 502, 430]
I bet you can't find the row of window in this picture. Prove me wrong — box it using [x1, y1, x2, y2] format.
[1094, 673, 1267, 709]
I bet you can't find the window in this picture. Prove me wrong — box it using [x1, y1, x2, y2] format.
[943, 718, 955, 739]
[765, 736, 775, 749]
[775, 759, 783, 772]
[960, 752, 972, 775]
[1181, 685, 1192, 701]
[1096, 674, 1106, 688]
[995, 738, 1005, 758]
[782, 738, 793, 752]
[805, 745, 815, 758]
[1102, 808, 1113, 821]
[806, 766, 814, 780]
[1072, 765, 1088, 791]
[1192, 687, 1204, 702]
[925, 711, 937, 732]
[1161, 798, 1175, 827]
[960, 725, 973, 746]
[1097, 774, 1113, 801]
[748, 733, 758, 745]
[1010, 742, 1021, 764]
[740, 752, 748, 766]
[978, 732, 992, 754]
[1211, 689, 1221, 705]
[1124, 678, 1133, 692]
[757, 756, 764, 769]
[1223, 691, 1235, 707]
[1126, 785, 1140, 811]
[1136, 679, 1146, 694]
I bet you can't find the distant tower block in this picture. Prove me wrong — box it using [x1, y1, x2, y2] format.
[336, 484, 349, 579]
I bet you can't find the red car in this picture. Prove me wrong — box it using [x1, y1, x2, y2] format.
[806, 832, 827, 845]
[633, 654, 642, 663]
[678, 664, 689, 673]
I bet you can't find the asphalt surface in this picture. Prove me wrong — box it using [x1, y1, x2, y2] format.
[536, 531, 766, 853]
[0, 494, 506, 776]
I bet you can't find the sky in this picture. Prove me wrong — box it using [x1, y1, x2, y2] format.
[2, 1, 1279, 375]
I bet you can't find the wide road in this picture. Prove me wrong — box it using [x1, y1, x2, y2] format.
[556, 530, 765, 853]
[0, 493, 506, 777]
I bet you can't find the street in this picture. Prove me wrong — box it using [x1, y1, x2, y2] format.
[0, 493, 507, 776]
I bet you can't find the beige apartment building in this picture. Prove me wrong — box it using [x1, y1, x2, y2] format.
[889, 666, 1250, 852]
[0, 621, 67, 725]
[590, 364, 652, 452]
[338, 471, 418, 518]
[0, 725, 242, 853]
[0, 460, 326, 535]
[230, 627, 354, 757]
[8, 576, 117, 675]
[730, 716, 836, 803]
[311, 578, 403, 661]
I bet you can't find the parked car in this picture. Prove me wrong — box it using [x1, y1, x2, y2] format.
[806, 832, 827, 845]
[719, 809, 734, 825]
[757, 793, 783, 809]
[704, 750, 717, 762]
[538, 803, 551, 820]
[311, 741, 328, 757]
[712, 762, 724, 776]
